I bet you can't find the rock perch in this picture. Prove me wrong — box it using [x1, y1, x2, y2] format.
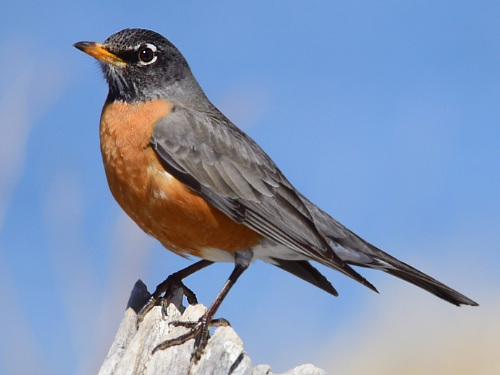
[97, 280, 326, 375]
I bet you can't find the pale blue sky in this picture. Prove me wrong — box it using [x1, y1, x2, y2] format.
[1, 2, 498, 374]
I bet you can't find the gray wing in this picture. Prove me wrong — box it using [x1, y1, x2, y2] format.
[150, 104, 376, 292]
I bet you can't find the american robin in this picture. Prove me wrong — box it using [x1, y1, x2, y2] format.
[74, 28, 478, 361]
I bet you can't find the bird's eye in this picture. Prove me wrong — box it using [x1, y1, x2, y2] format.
[137, 44, 157, 65]
[139, 48, 154, 62]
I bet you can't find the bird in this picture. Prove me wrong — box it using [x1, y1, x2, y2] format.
[74, 28, 478, 361]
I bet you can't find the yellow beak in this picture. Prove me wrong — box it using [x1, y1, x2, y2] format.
[74, 41, 126, 68]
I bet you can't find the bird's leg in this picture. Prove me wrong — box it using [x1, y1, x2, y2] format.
[152, 251, 251, 364]
[136, 259, 214, 326]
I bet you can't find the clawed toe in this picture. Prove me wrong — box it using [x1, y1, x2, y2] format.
[170, 317, 230, 329]
[137, 259, 246, 363]
[136, 275, 200, 328]
[152, 315, 208, 362]
[152, 314, 230, 363]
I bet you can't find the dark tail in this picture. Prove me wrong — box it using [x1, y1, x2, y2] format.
[373, 257, 478, 306]
[282, 194, 478, 306]
[343, 239, 479, 306]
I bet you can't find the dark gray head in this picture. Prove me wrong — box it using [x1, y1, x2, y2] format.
[74, 28, 204, 103]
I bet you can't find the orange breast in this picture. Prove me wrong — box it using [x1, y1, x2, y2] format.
[99, 99, 262, 258]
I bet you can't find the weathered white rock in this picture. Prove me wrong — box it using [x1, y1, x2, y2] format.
[98, 280, 326, 375]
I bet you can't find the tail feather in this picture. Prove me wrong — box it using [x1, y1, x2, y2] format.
[382, 266, 478, 306]
[336, 236, 479, 306]
[302, 199, 478, 306]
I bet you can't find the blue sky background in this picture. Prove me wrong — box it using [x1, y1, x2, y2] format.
[1, 2, 499, 374]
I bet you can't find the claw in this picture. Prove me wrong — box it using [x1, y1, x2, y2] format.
[144, 259, 246, 363]
[136, 295, 157, 328]
[136, 274, 200, 328]
[152, 315, 231, 363]
[170, 318, 230, 329]
[136, 260, 214, 329]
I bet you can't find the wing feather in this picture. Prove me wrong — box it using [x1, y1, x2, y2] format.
[151, 105, 376, 291]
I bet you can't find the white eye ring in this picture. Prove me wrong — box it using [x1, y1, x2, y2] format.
[136, 43, 158, 65]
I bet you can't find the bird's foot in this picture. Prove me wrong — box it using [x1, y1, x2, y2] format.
[136, 273, 198, 328]
[152, 314, 230, 363]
